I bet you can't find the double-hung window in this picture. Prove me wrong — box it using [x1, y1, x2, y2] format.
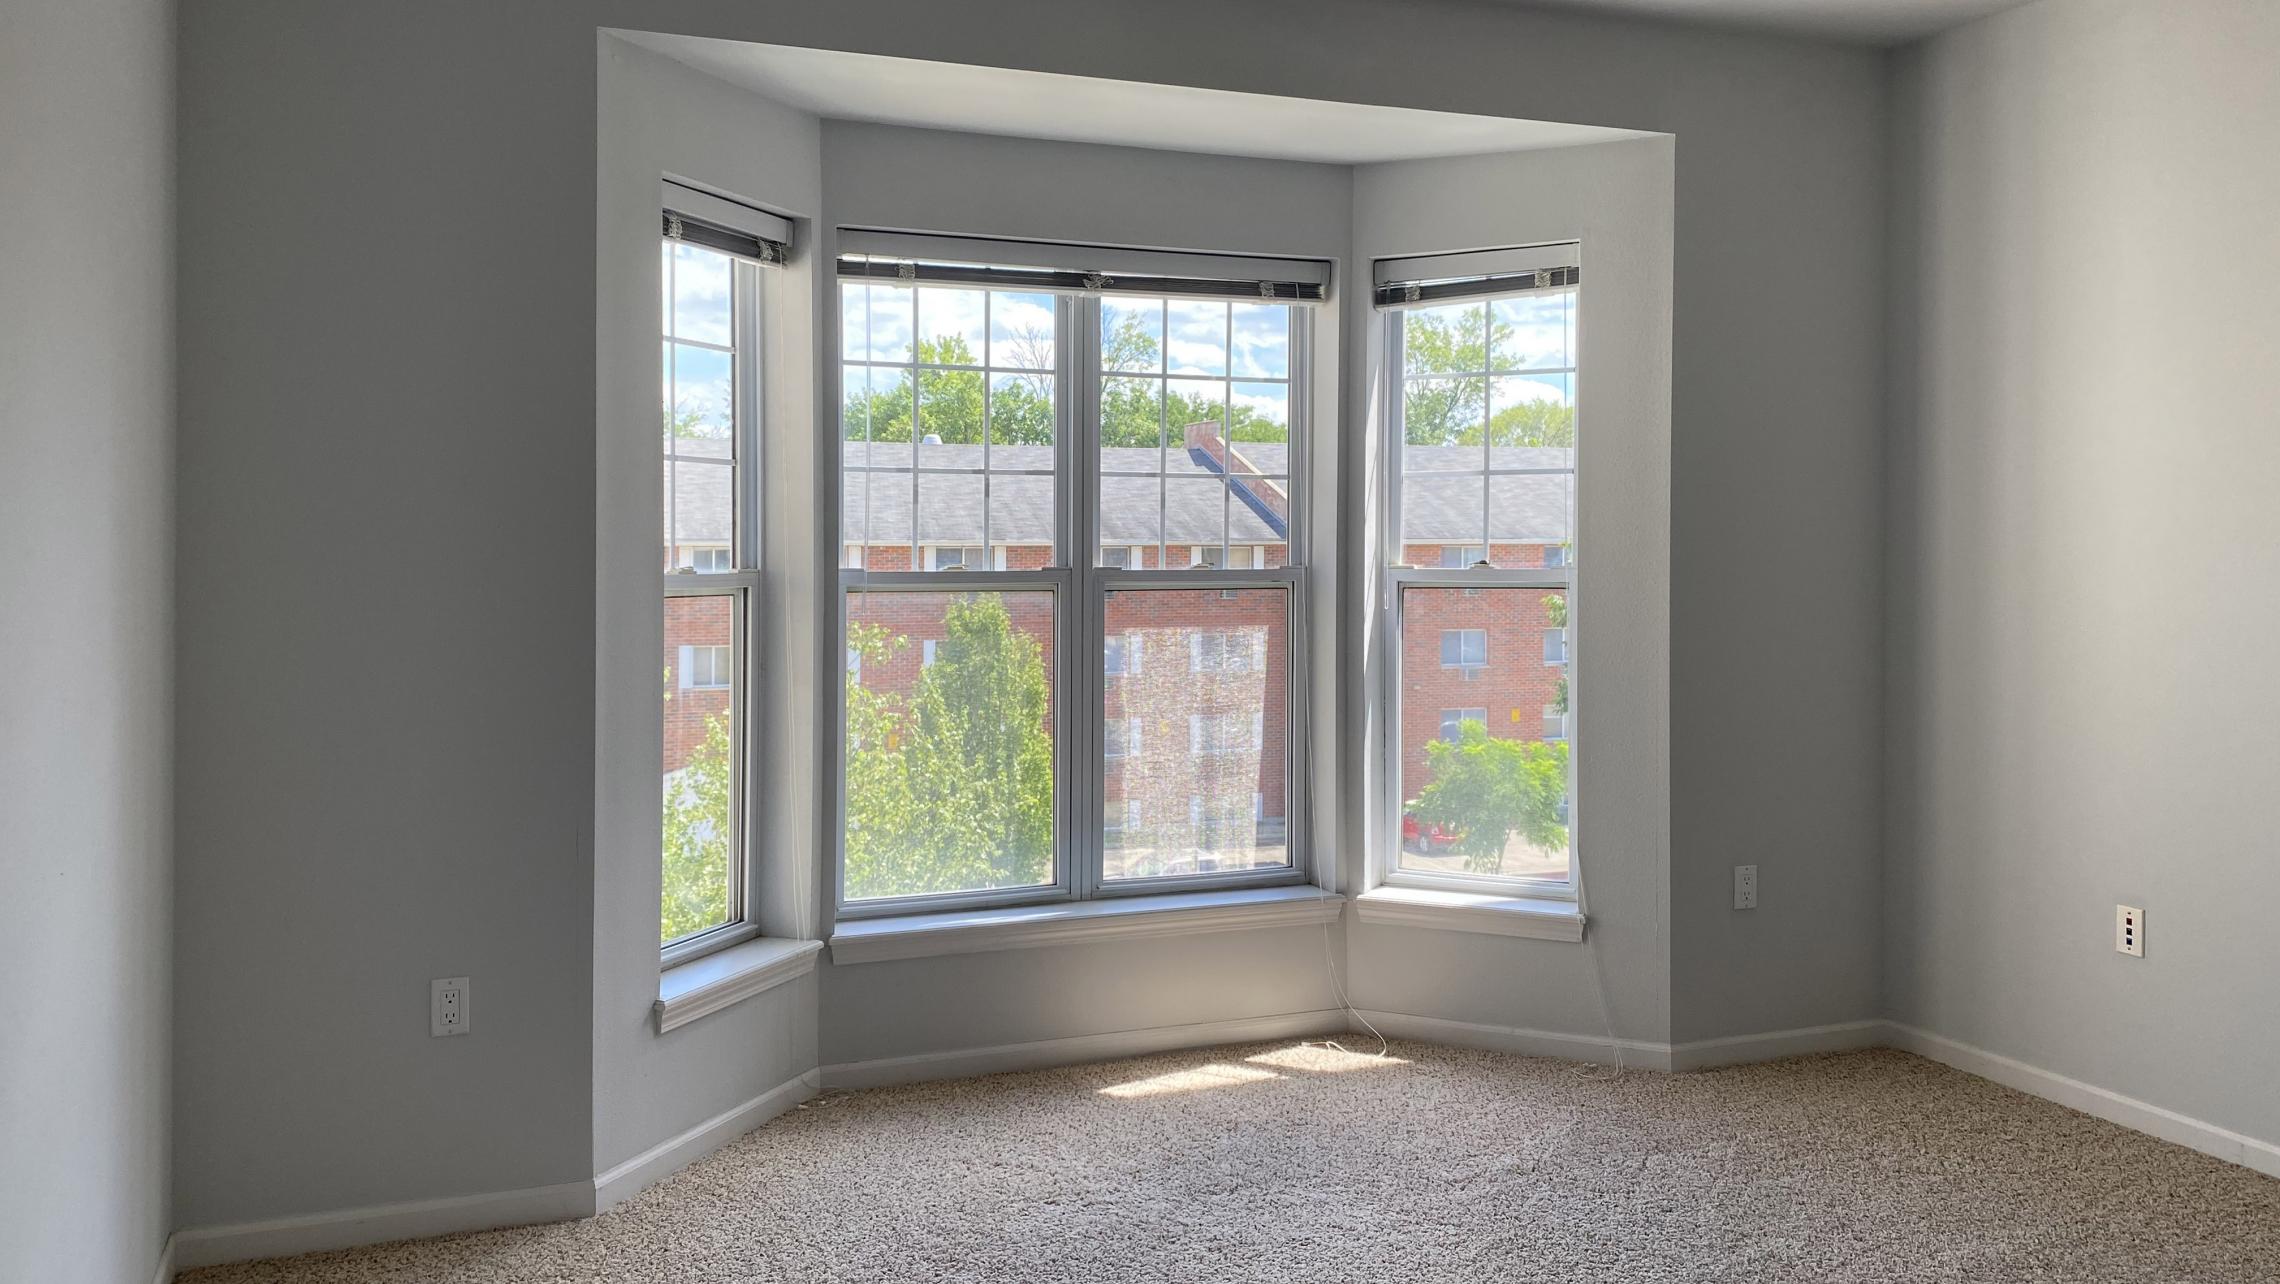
[658, 186, 784, 958]
[1378, 244, 1578, 893]
[836, 233, 1322, 913]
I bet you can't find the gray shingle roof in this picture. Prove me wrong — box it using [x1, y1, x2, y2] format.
[670, 436, 1573, 549]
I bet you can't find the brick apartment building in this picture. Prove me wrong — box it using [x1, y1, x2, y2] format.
[665, 428, 1570, 875]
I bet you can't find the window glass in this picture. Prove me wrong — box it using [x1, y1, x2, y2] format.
[1101, 587, 1289, 882]
[843, 589, 1057, 901]
[1395, 286, 1577, 568]
[1398, 587, 1570, 883]
[663, 596, 737, 944]
[1097, 298, 1292, 569]
[842, 283, 1058, 570]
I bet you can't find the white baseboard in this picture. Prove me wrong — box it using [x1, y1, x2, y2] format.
[151, 1232, 176, 1284]
[168, 1180, 595, 1270]
[819, 1008, 1351, 1090]
[1668, 1019, 1888, 1070]
[1347, 1008, 1675, 1070]
[1885, 1022, 2280, 1180]
[593, 1068, 820, 1211]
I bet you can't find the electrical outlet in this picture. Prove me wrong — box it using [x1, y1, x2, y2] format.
[2115, 906, 2144, 958]
[431, 977, 471, 1037]
[1733, 864, 1759, 911]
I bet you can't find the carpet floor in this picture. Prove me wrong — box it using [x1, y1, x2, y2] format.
[182, 1041, 2280, 1283]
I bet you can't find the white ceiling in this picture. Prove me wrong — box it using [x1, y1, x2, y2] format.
[615, 34, 1650, 166]
[1503, 0, 2033, 45]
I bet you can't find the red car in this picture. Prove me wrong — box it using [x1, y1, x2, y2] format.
[1402, 809, 1460, 853]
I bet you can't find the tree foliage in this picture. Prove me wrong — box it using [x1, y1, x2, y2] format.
[1410, 722, 1569, 875]
[843, 595, 1054, 899]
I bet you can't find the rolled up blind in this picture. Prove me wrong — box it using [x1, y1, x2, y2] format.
[663, 179, 791, 267]
[836, 229, 1328, 303]
[1373, 242, 1579, 308]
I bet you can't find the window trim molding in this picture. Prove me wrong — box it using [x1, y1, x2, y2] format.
[655, 936, 822, 1032]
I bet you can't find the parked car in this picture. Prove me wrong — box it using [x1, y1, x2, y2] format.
[1402, 808, 1461, 853]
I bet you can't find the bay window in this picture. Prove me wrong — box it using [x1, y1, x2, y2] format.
[836, 235, 1321, 915]
[1378, 245, 1579, 893]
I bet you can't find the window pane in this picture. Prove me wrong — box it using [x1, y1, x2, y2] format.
[669, 242, 732, 345]
[663, 595, 737, 944]
[1401, 473, 1486, 566]
[916, 286, 986, 368]
[1490, 289, 1574, 372]
[916, 367, 984, 444]
[1401, 376, 1486, 458]
[1230, 477, 1290, 567]
[1397, 586, 1570, 883]
[989, 291, 1057, 371]
[915, 471, 985, 567]
[1486, 469, 1575, 570]
[1488, 374, 1573, 448]
[1103, 298, 1164, 374]
[666, 457, 732, 573]
[1102, 587, 1290, 881]
[990, 371, 1055, 448]
[668, 342, 734, 440]
[1230, 381, 1289, 448]
[1163, 475, 1227, 567]
[1403, 301, 1486, 375]
[1164, 300, 1228, 376]
[844, 589, 1058, 901]
[1101, 375, 1164, 453]
[843, 282, 913, 363]
[1229, 303, 1289, 379]
[1099, 473, 1160, 563]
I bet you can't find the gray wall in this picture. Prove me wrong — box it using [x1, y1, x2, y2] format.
[1346, 140, 1676, 1046]
[593, 36, 823, 1177]
[173, 0, 1890, 1228]
[1885, 0, 2280, 1146]
[0, 0, 175, 1279]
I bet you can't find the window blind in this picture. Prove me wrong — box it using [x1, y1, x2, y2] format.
[663, 179, 791, 267]
[837, 229, 1328, 303]
[1373, 242, 1580, 308]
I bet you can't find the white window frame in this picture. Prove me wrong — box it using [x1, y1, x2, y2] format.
[834, 268, 1313, 919]
[661, 237, 765, 965]
[1378, 257, 1579, 899]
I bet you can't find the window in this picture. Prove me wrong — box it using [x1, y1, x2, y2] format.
[1440, 628, 1487, 669]
[838, 237, 1319, 912]
[659, 194, 781, 954]
[679, 644, 733, 690]
[1380, 245, 1578, 892]
[1439, 708, 1487, 741]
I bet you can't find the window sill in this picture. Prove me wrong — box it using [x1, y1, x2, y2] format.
[830, 885, 1345, 965]
[655, 937, 823, 1033]
[1352, 886, 1586, 942]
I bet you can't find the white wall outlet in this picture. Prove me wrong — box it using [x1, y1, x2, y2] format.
[431, 977, 471, 1036]
[1733, 864, 1759, 910]
[2115, 905, 2144, 958]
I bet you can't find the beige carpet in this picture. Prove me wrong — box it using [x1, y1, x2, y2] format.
[183, 1041, 2280, 1283]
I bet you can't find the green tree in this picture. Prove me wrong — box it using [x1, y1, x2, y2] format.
[660, 686, 733, 943]
[1100, 310, 1287, 448]
[1410, 722, 1569, 875]
[843, 596, 1054, 899]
